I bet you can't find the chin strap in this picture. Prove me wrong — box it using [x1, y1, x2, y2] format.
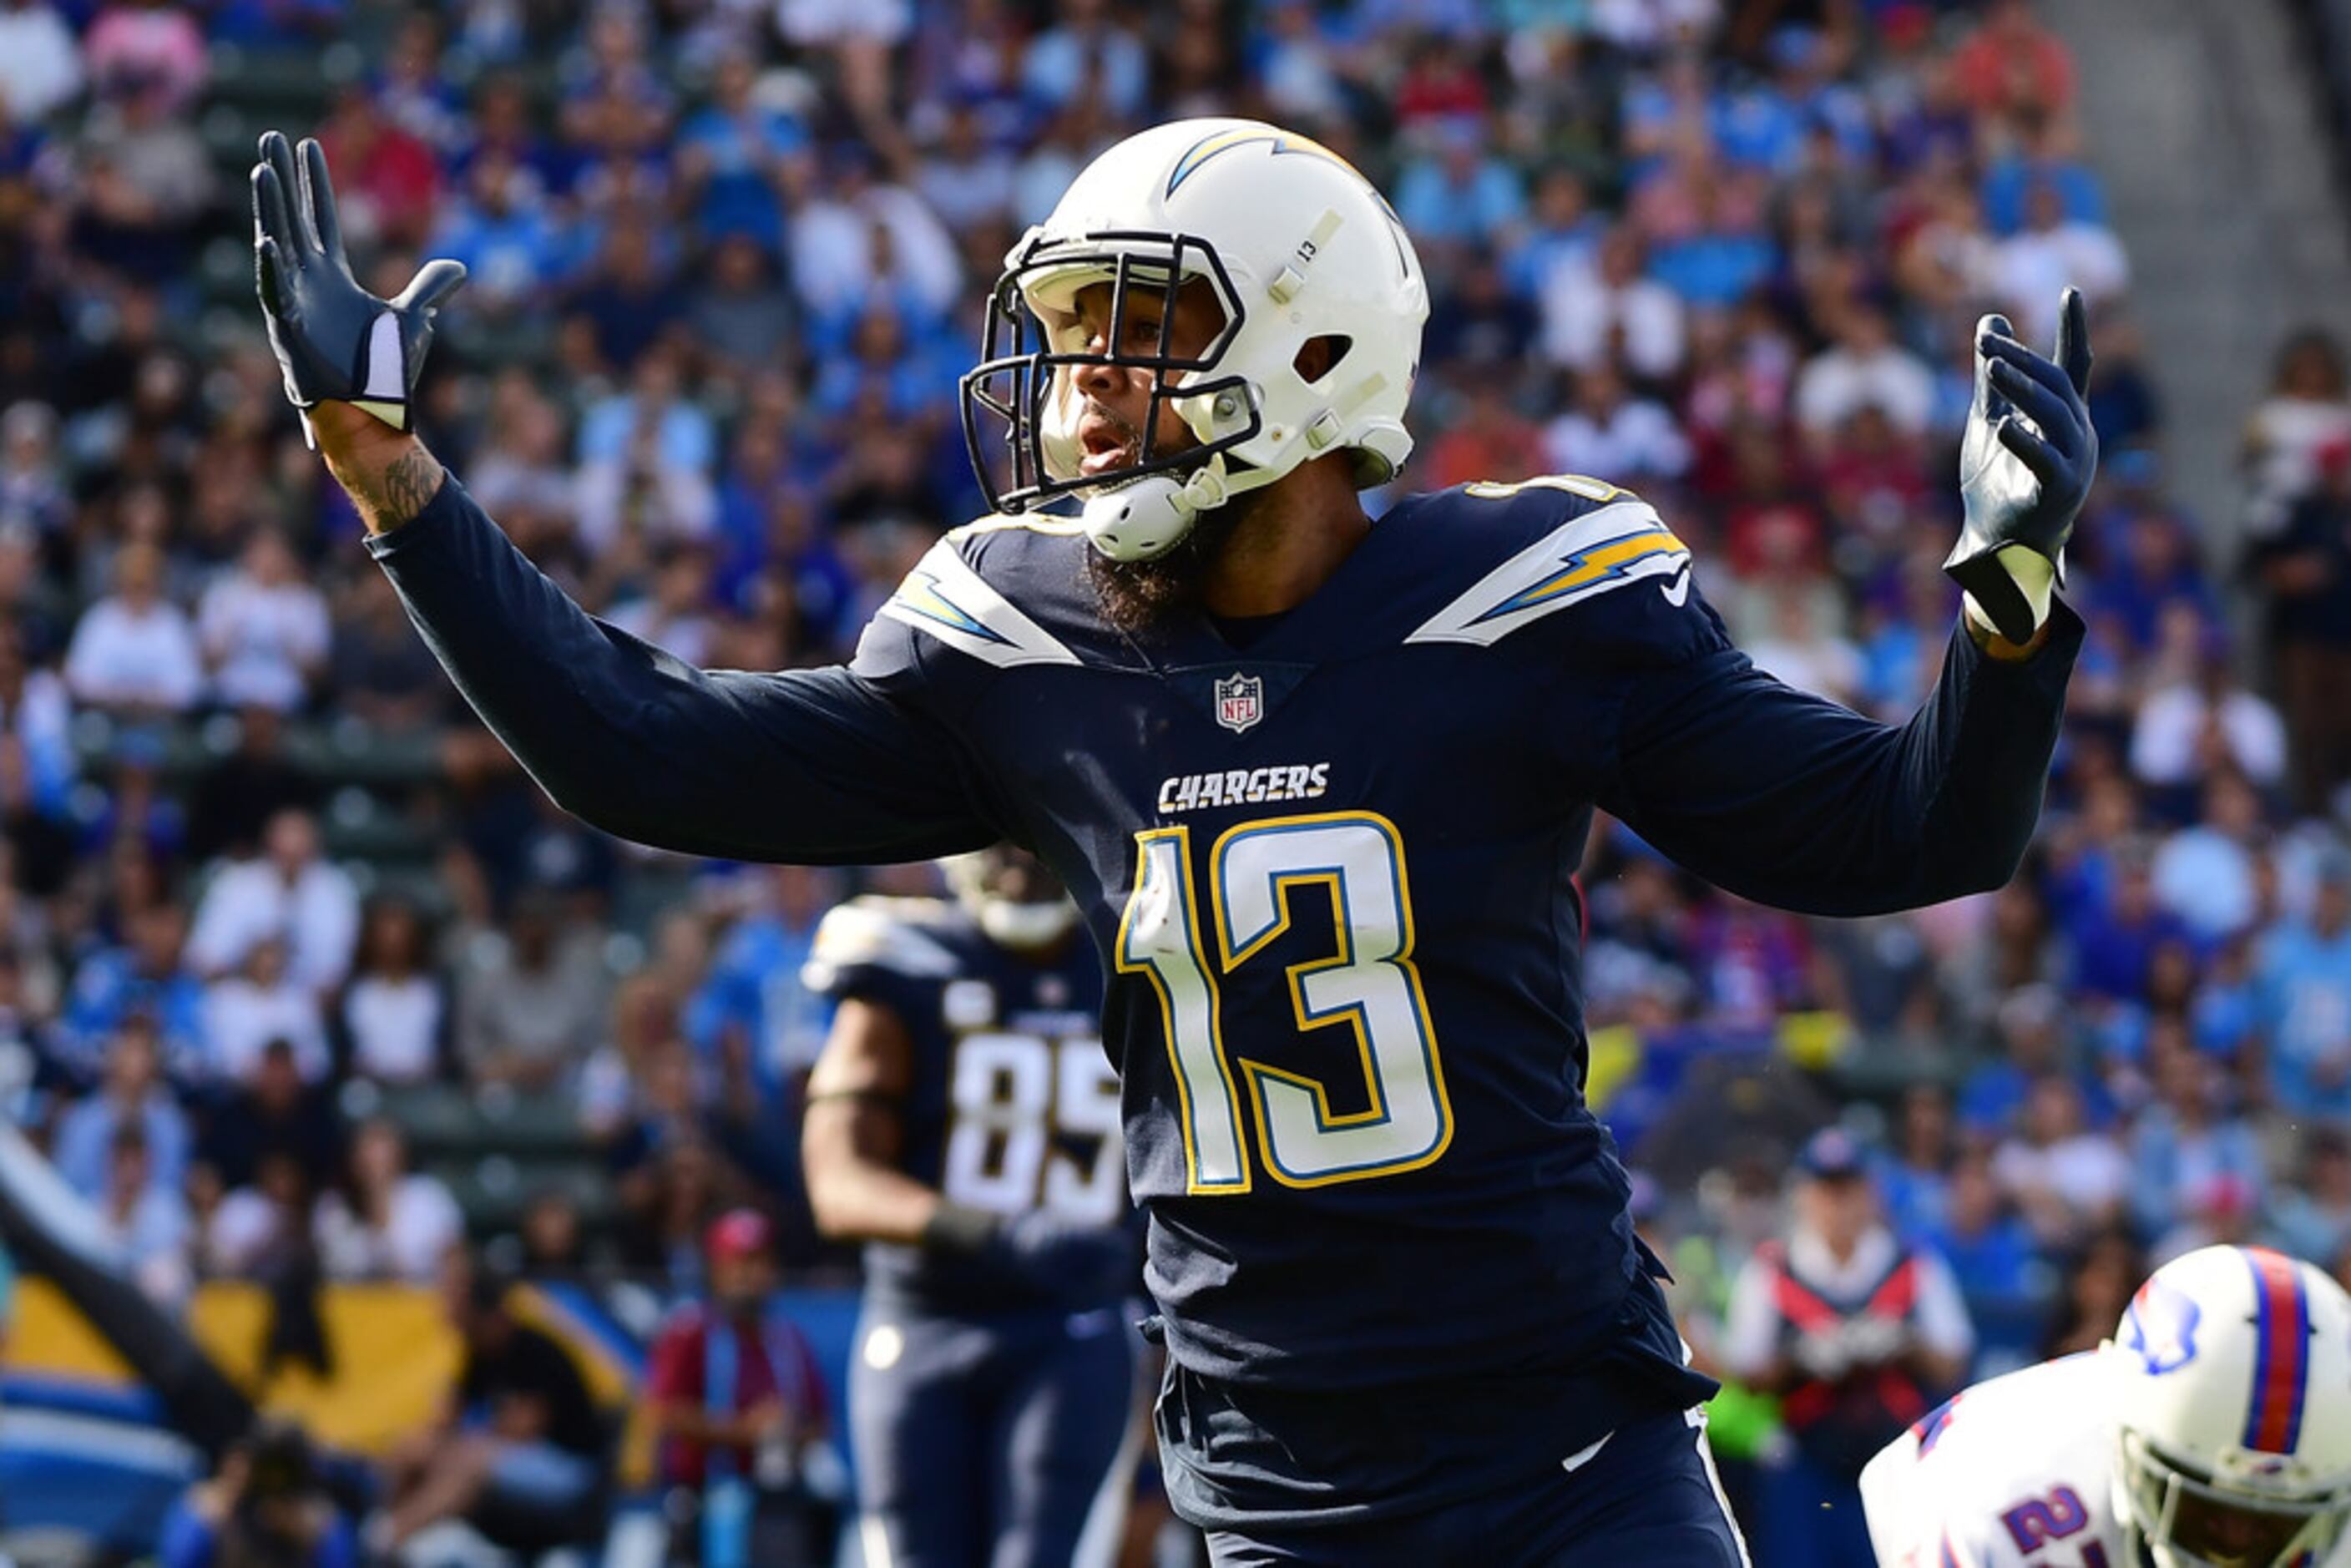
[1081, 460, 1233, 562]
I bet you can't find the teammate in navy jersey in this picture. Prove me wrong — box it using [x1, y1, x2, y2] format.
[256, 112, 2097, 1565]
[799, 848, 1140, 1567]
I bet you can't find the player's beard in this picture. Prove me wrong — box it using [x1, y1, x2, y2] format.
[1067, 393, 1250, 639]
[1084, 495, 1246, 640]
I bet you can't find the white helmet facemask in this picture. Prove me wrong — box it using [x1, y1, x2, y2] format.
[958, 119, 1428, 563]
[2119, 1429, 2351, 1568]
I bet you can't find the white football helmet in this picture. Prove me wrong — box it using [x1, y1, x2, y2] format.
[941, 846, 1079, 953]
[959, 118, 1429, 561]
[2111, 1246, 2351, 1568]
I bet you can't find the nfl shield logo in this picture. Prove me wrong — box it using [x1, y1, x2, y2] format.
[1215, 671, 1264, 733]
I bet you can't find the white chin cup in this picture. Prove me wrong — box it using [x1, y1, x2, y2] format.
[978, 899, 1079, 952]
[1081, 463, 1229, 562]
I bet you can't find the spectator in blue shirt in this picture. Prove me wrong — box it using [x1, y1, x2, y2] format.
[2085, 507, 2221, 655]
[447, 74, 575, 204]
[568, 225, 686, 374]
[2128, 1025, 2265, 1242]
[1874, 1083, 1957, 1247]
[61, 903, 205, 1080]
[688, 865, 841, 1111]
[578, 348, 716, 476]
[426, 154, 571, 320]
[1959, 984, 2112, 1138]
[51, 1016, 189, 1200]
[162, 1420, 356, 1568]
[1500, 165, 1605, 302]
[2258, 853, 2351, 1118]
[1712, 74, 1805, 175]
[1646, 173, 1777, 309]
[2191, 932, 2263, 1060]
[1980, 109, 2108, 235]
[2270, 1128, 2351, 1271]
[2070, 842, 2193, 1004]
[1931, 1152, 2047, 1368]
[675, 56, 809, 256]
[1392, 120, 1529, 252]
[1019, 0, 1148, 119]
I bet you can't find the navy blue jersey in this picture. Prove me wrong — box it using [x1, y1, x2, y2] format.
[798, 895, 1119, 1311]
[372, 473, 2077, 1406]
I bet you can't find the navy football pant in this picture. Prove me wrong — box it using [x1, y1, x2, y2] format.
[1200, 1407, 1750, 1567]
[851, 1302, 1138, 1568]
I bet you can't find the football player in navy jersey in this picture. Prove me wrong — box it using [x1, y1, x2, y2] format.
[800, 847, 1140, 1567]
[255, 112, 2096, 1565]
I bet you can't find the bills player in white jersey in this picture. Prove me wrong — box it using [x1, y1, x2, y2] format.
[1860, 1246, 2351, 1568]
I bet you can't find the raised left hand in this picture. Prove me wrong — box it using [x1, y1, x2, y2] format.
[1944, 288, 2098, 644]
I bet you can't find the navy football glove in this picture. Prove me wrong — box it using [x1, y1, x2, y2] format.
[1944, 288, 2098, 644]
[250, 130, 466, 447]
[925, 1202, 1138, 1304]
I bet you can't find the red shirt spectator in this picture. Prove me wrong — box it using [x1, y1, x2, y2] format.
[1420, 385, 1545, 493]
[316, 87, 443, 252]
[645, 1211, 829, 1489]
[1393, 42, 1489, 131]
[1950, 0, 2076, 122]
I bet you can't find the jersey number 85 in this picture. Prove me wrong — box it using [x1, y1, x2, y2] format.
[943, 1031, 1125, 1226]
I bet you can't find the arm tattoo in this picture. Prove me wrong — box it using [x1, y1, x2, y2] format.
[346, 445, 446, 534]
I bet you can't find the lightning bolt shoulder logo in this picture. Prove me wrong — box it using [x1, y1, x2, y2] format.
[1406, 498, 1695, 647]
[879, 538, 1080, 669]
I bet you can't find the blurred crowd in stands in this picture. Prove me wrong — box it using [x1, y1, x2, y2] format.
[0, 0, 2348, 1558]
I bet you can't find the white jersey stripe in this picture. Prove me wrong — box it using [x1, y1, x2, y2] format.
[880, 539, 1082, 669]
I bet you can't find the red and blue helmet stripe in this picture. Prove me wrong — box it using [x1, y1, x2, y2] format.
[2243, 1247, 2313, 1455]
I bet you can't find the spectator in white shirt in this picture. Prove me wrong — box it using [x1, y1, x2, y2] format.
[341, 900, 446, 1087]
[788, 154, 960, 330]
[315, 1120, 463, 1285]
[201, 1149, 314, 1282]
[187, 809, 360, 997]
[2129, 636, 2289, 790]
[1543, 362, 1691, 485]
[912, 100, 1015, 230]
[1993, 1075, 2130, 1249]
[573, 348, 720, 558]
[197, 529, 331, 714]
[1990, 180, 2129, 347]
[201, 938, 330, 1086]
[603, 544, 720, 667]
[63, 541, 202, 716]
[1792, 299, 1935, 449]
[1743, 586, 1865, 706]
[2242, 331, 2351, 526]
[95, 1123, 192, 1307]
[1720, 1130, 1974, 1425]
[1539, 227, 1687, 382]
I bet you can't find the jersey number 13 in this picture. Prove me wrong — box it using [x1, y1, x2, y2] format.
[1117, 811, 1453, 1193]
